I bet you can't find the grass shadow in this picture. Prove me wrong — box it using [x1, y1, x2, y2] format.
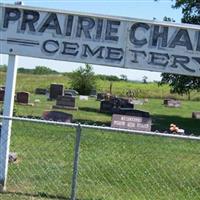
[79, 107, 100, 113]
[74, 118, 110, 126]
[3, 191, 68, 200]
[3, 191, 103, 200]
[152, 114, 200, 135]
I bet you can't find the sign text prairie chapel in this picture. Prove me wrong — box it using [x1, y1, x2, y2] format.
[1, 4, 200, 76]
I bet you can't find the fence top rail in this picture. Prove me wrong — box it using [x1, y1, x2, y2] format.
[0, 115, 200, 141]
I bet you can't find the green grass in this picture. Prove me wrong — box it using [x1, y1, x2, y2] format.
[0, 122, 200, 199]
[1, 71, 200, 100]
[0, 72, 200, 199]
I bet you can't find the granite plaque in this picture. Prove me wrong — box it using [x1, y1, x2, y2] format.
[111, 114, 152, 131]
[42, 111, 72, 122]
[52, 96, 78, 110]
[16, 92, 30, 104]
[49, 84, 64, 100]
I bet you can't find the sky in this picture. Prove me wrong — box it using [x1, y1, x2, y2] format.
[0, 0, 182, 81]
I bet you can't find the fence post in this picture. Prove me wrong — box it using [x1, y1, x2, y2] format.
[71, 123, 82, 200]
[0, 55, 18, 192]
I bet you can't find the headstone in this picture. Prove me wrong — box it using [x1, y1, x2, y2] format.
[116, 98, 134, 109]
[100, 100, 113, 113]
[111, 114, 152, 132]
[42, 110, 72, 122]
[52, 96, 78, 110]
[97, 93, 106, 101]
[79, 95, 89, 100]
[16, 92, 31, 105]
[192, 112, 200, 119]
[164, 99, 181, 107]
[113, 109, 150, 118]
[90, 89, 97, 97]
[35, 88, 47, 95]
[49, 84, 64, 100]
[0, 89, 5, 101]
[100, 97, 134, 114]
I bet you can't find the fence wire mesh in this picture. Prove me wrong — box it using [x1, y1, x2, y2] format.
[0, 116, 200, 200]
[0, 118, 75, 200]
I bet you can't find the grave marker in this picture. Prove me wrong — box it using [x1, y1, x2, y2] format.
[49, 84, 64, 100]
[111, 114, 152, 132]
[16, 92, 32, 105]
[100, 97, 134, 114]
[52, 96, 78, 110]
[42, 110, 72, 122]
[164, 99, 181, 108]
[0, 90, 5, 102]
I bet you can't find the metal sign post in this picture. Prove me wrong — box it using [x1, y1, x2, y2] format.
[0, 54, 18, 192]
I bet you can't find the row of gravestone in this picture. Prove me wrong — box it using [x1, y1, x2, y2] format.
[35, 83, 97, 99]
[0, 89, 31, 105]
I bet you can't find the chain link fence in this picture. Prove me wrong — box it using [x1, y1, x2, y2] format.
[0, 116, 200, 200]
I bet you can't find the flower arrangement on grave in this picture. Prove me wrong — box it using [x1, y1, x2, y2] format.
[169, 124, 185, 134]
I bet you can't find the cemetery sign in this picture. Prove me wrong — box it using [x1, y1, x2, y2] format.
[1, 4, 200, 76]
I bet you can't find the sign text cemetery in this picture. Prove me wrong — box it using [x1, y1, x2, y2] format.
[1, 4, 200, 77]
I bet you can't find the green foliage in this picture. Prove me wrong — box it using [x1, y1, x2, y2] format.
[33, 66, 59, 75]
[163, 16, 175, 22]
[173, 0, 200, 24]
[1, 65, 59, 74]
[0, 64, 7, 72]
[120, 74, 128, 81]
[18, 66, 58, 74]
[95, 74, 120, 81]
[18, 68, 34, 74]
[159, 0, 200, 98]
[159, 74, 200, 100]
[69, 64, 96, 95]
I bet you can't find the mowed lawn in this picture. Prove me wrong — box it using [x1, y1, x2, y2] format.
[0, 122, 200, 200]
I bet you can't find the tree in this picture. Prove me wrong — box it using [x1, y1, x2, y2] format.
[69, 64, 96, 95]
[33, 66, 59, 75]
[0, 64, 7, 72]
[142, 76, 148, 84]
[120, 74, 128, 81]
[158, 1, 200, 99]
[159, 74, 200, 100]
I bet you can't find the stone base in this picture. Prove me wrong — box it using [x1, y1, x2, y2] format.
[17, 103, 34, 106]
[52, 105, 78, 110]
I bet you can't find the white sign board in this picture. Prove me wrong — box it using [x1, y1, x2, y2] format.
[1, 4, 200, 77]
